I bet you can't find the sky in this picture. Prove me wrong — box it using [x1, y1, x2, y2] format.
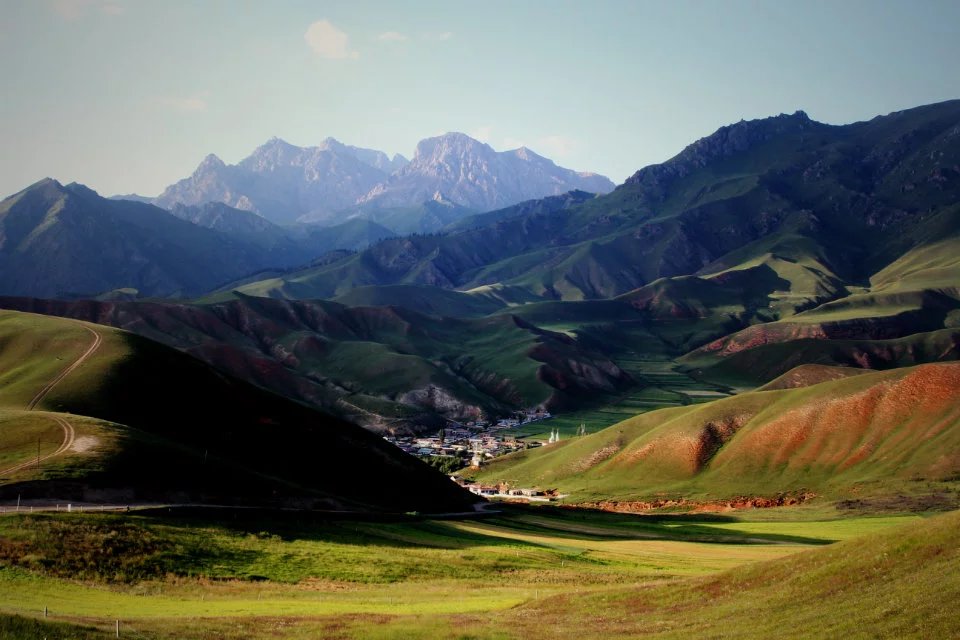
[1, 0, 959, 198]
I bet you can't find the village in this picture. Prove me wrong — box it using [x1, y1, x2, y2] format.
[383, 409, 569, 501]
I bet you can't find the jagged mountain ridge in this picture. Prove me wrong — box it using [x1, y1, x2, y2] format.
[154, 132, 614, 225]
[155, 137, 400, 224]
[357, 132, 615, 212]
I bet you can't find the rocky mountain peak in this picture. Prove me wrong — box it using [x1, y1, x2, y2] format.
[64, 182, 100, 199]
[242, 138, 305, 168]
[32, 177, 64, 191]
[9, 177, 68, 206]
[320, 136, 346, 151]
[512, 146, 534, 161]
[411, 132, 496, 164]
[197, 153, 226, 172]
[358, 132, 613, 212]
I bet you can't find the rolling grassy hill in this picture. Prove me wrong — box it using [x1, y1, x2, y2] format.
[331, 284, 508, 318]
[0, 310, 474, 511]
[0, 297, 632, 432]
[492, 508, 960, 640]
[472, 362, 960, 503]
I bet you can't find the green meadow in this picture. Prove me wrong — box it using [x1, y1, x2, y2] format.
[0, 505, 945, 639]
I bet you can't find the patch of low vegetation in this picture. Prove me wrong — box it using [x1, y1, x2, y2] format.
[0, 613, 106, 640]
[0, 515, 208, 583]
[426, 455, 466, 475]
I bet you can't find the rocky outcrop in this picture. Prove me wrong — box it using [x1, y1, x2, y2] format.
[397, 384, 483, 421]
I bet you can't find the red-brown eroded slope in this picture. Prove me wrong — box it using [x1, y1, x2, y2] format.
[710, 362, 960, 481]
[479, 362, 960, 500]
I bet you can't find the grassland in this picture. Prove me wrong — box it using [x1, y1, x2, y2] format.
[516, 356, 732, 441]
[0, 313, 105, 410]
[0, 504, 942, 639]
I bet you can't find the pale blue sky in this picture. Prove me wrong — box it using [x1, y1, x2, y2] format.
[2, 0, 959, 198]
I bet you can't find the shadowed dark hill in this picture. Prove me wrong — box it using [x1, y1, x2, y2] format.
[0, 310, 475, 512]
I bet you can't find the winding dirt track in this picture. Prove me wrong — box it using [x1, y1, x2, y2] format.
[0, 416, 76, 476]
[26, 324, 102, 410]
[0, 322, 100, 476]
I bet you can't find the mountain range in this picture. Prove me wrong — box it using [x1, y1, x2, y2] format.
[222, 101, 960, 306]
[1, 93, 959, 640]
[0, 99, 958, 445]
[188, 99, 960, 426]
[150, 133, 614, 225]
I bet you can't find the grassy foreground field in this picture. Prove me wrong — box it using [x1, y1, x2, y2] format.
[0, 505, 948, 639]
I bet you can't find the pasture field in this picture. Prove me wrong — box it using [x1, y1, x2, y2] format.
[0, 504, 939, 639]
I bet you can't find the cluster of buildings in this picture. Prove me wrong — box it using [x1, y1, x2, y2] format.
[383, 410, 553, 469]
[452, 477, 561, 501]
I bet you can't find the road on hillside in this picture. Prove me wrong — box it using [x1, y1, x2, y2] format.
[0, 322, 100, 476]
[26, 324, 102, 410]
[0, 415, 76, 476]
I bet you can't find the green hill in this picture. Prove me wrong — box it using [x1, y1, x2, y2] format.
[0, 310, 474, 511]
[0, 297, 632, 432]
[472, 362, 960, 503]
[332, 284, 506, 318]
[500, 508, 960, 639]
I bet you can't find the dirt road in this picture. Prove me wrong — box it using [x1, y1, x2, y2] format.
[0, 415, 76, 476]
[0, 322, 100, 476]
[26, 323, 102, 410]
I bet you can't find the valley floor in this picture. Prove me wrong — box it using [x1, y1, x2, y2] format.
[1, 503, 955, 639]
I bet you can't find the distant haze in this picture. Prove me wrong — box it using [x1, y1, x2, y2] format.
[1, 0, 959, 198]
